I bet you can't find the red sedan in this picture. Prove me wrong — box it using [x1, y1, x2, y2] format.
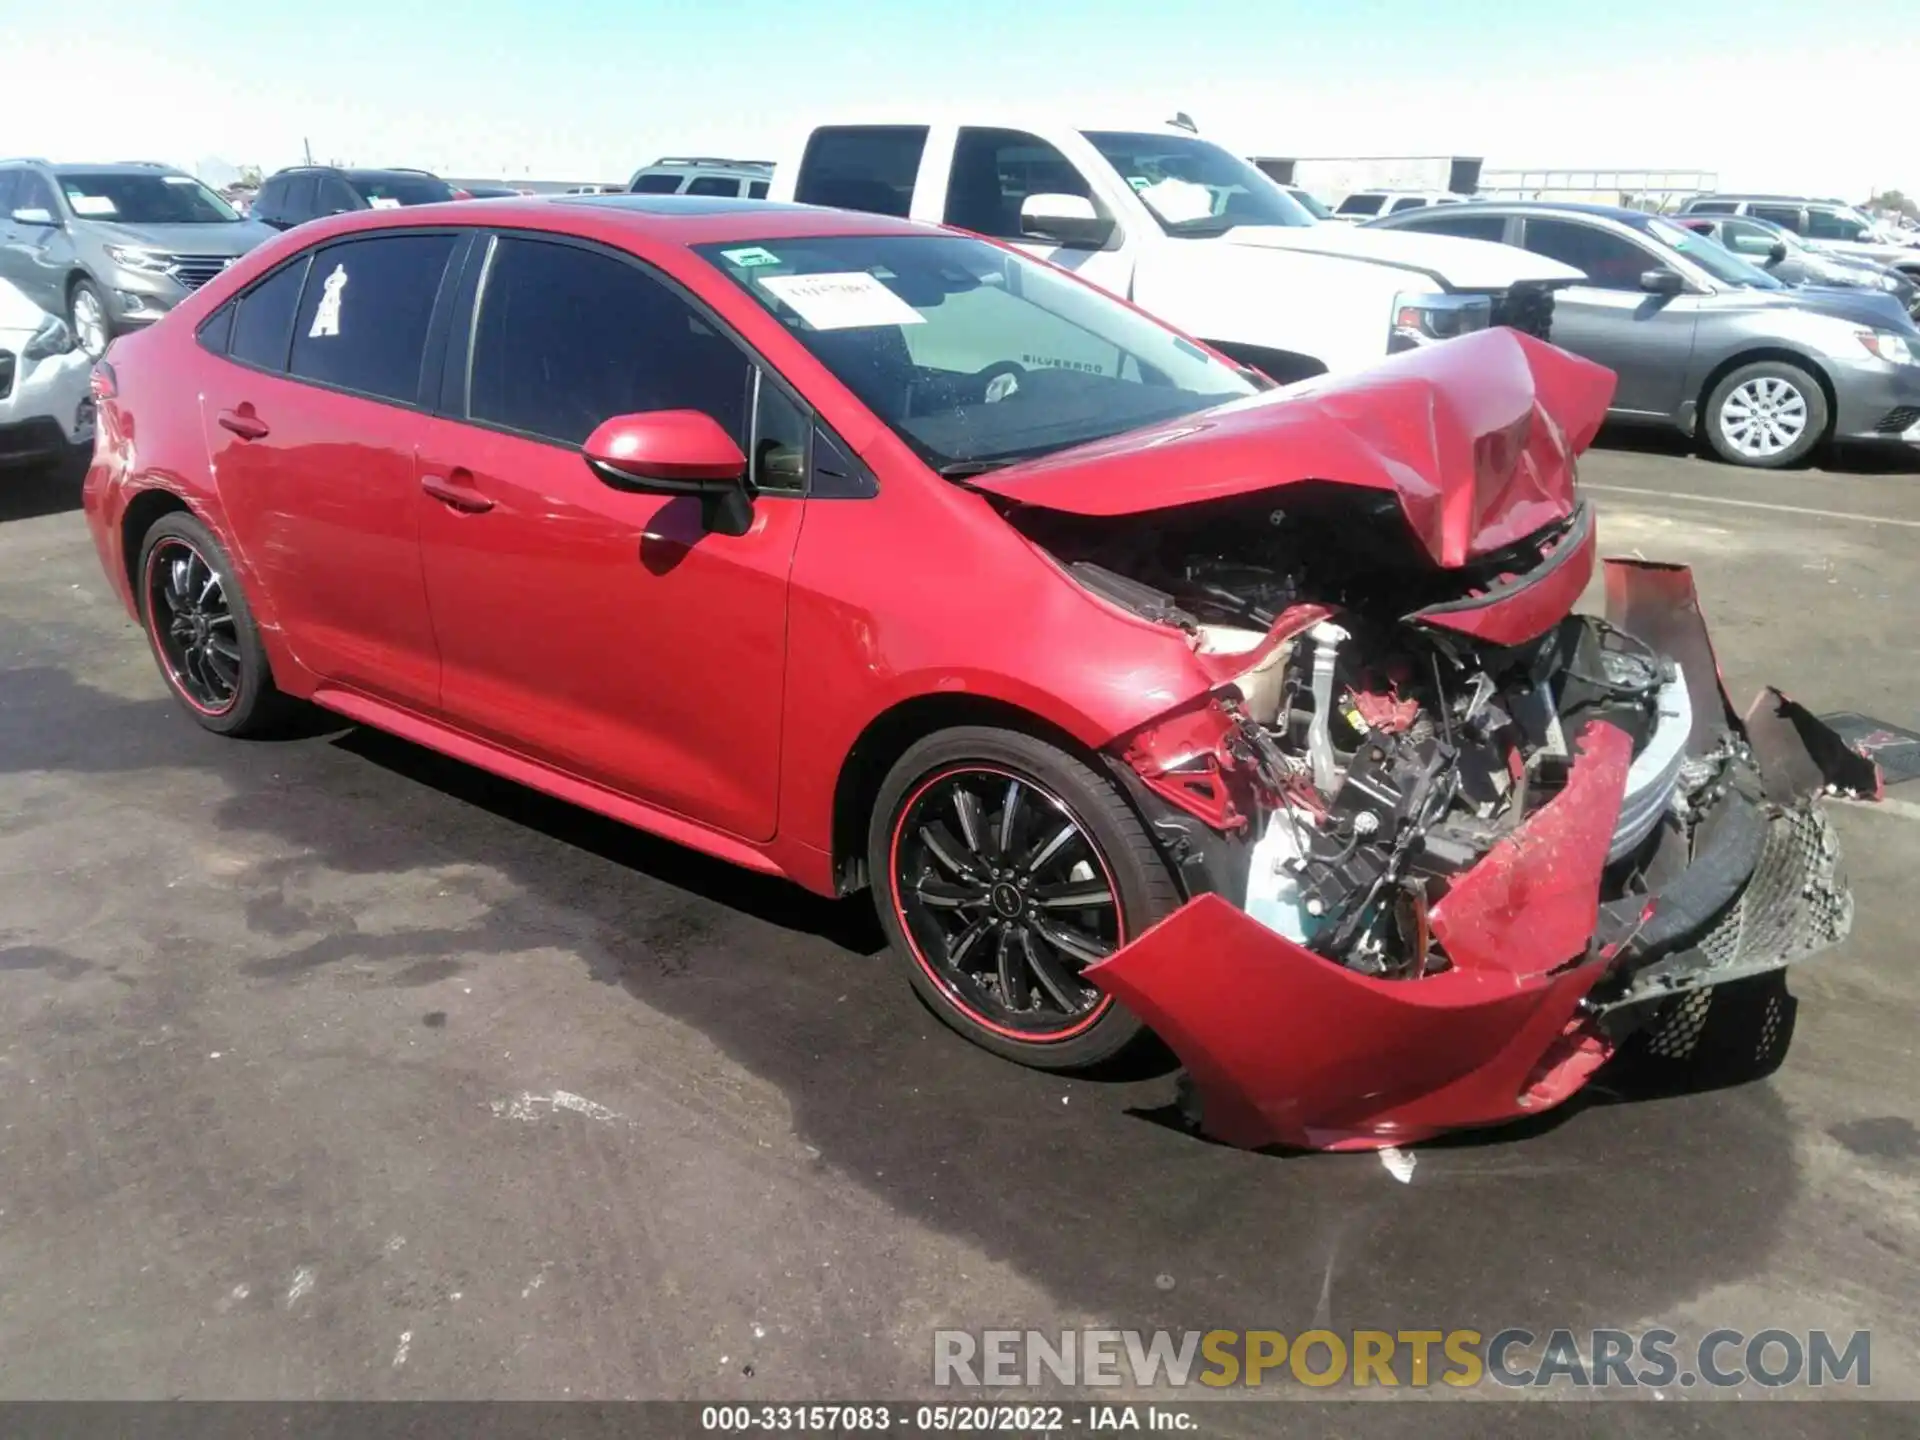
[81, 196, 1870, 1150]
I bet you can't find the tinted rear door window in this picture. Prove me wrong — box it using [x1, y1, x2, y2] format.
[685, 175, 740, 197]
[1750, 204, 1804, 232]
[630, 173, 684, 194]
[793, 126, 928, 217]
[1405, 211, 1509, 243]
[747, 180, 769, 200]
[467, 236, 750, 447]
[288, 234, 456, 403]
[229, 258, 310, 371]
[1519, 218, 1655, 289]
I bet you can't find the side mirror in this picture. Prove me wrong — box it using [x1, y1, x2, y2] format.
[1766, 241, 1789, 266]
[1020, 193, 1115, 249]
[583, 410, 753, 537]
[10, 206, 56, 227]
[1639, 269, 1685, 296]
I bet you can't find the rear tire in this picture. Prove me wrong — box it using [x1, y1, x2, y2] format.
[136, 512, 292, 737]
[1703, 360, 1828, 469]
[868, 726, 1181, 1071]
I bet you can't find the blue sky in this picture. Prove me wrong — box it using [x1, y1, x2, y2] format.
[8, 0, 1912, 200]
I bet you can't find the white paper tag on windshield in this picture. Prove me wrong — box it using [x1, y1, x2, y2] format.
[757, 271, 924, 330]
[368, 197, 403, 210]
[68, 195, 117, 217]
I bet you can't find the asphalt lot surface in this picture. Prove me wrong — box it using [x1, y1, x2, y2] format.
[1, 431, 1917, 1428]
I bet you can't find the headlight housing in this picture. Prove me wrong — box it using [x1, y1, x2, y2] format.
[1388, 292, 1493, 353]
[22, 313, 75, 361]
[103, 245, 174, 275]
[1858, 329, 1916, 365]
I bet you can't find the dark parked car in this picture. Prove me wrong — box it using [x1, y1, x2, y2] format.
[251, 167, 464, 230]
[1368, 201, 1920, 468]
[1674, 213, 1918, 318]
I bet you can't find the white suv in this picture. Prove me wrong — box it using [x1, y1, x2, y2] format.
[0, 278, 92, 476]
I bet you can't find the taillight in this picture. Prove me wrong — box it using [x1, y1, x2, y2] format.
[90, 359, 119, 400]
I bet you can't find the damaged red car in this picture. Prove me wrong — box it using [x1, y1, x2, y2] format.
[83, 197, 1869, 1151]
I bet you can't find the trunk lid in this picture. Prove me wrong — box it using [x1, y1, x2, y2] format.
[967, 327, 1617, 569]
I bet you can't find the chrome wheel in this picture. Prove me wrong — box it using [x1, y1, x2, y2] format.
[70, 285, 110, 359]
[1718, 375, 1809, 459]
[144, 539, 241, 715]
[890, 766, 1123, 1040]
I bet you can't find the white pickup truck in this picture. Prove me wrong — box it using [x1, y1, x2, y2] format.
[767, 119, 1582, 382]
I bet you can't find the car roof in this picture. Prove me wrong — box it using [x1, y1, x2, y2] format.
[46, 161, 193, 176]
[1413, 200, 1659, 226]
[267, 192, 935, 249]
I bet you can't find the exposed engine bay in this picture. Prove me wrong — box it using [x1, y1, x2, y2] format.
[1010, 488, 1741, 983]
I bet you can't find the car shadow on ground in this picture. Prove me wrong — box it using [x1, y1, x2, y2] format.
[176, 703, 1806, 1340]
[0, 581, 1808, 1353]
[0, 447, 89, 525]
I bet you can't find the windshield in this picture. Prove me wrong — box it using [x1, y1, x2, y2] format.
[696, 233, 1255, 472]
[1644, 216, 1784, 289]
[54, 171, 238, 223]
[1288, 188, 1335, 219]
[1081, 131, 1315, 236]
[346, 173, 454, 206]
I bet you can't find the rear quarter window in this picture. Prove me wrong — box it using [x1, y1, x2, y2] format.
[228, 257, 311, 371]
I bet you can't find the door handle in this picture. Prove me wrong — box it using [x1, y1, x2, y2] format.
[421, 473, 495, 514]
[217, 409, 269, 440]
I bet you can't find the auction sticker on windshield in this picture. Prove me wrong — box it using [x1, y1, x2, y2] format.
[757, 271, 925, 330]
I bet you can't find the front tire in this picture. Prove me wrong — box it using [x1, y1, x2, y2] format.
[69, 278, 112, 360]
[136, 512, 290, 736]
[1703, 360, 1828, 469]
[868, 727, 1181, 1071]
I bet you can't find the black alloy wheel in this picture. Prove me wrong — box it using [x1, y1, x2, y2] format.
[894, 766, 1122, 1038]
[145, 536, 242, 715]
[137, 511, 292, 737]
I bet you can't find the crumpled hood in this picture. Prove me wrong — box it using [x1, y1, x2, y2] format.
[1219, 223, 1584, 290]
[968, 327, 1618, 568]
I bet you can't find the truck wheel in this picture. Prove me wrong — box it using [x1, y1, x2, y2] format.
[1703, 360, 1828, 469]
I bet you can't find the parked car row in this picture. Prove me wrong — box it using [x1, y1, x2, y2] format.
[1368, 200, 1920, 467]
[6, 138, 1918, 472]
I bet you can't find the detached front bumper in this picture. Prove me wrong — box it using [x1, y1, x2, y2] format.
[1087, 561, 1869, 1152]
